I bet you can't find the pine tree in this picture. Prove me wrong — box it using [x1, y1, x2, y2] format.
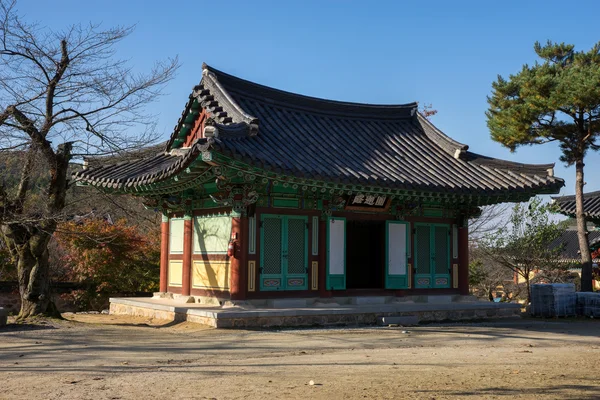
[487, 41, 600, 292]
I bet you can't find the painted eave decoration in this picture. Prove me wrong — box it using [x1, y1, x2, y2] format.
[72, 63, 565, 205]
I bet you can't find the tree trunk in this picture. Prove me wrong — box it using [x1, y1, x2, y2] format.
[13, 230, 60, 319]
[525, 273, 531, 304]
[0, 143, 70, 320]
[575, 160, 593, 292]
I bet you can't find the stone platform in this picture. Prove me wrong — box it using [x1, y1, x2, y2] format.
[109, 296, 522, 328]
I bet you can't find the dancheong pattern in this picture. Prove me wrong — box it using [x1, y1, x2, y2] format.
[287, 278, 304, 287]
[263, 279, 281, 287]
[435, 278, 448, 286]
[417, 278, 430, 286]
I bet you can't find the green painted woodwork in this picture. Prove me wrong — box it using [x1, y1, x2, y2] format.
[184, 111, 198, 123]
[169, 218, 185, 254]
[193, 216, 232, 254]
[385, 221, 409, 289]
[203, 182, 218, 194]
[271, 185, 298, 194]
[326, 217, 346, 290]
[317, 199, 324, 210]
[259, 214, 309, 291]
[272, 197, 299, 208]
[248, 216, 257, 255]
[311, 216, 319, 256]
[423, 208, 444, 217]
[414, 223, 451, 289]
[87, 148, 543, 214]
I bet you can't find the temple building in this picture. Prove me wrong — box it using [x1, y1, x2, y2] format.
[553, 191, 600, 224]
[553, 190, 600, 256]
[73, 64, 564, 304]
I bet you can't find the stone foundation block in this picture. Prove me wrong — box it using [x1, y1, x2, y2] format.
[267, 299, 308, 308]
[350, 296, 387, 305]
[426, 295, 454, 304]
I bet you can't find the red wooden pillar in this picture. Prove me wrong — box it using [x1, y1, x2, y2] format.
[182, 216, 193, 296]
[458, 225, 469, 295]
[230, 216, 247, 300]
[318, 218, 329, 298]
[159, 214, 169, 292]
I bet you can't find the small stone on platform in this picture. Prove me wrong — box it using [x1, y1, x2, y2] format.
[153, 292, 174, 299]
[222, 301, 255, 309]
[173, 295, 195, 304]
[378, 316, 420, 326]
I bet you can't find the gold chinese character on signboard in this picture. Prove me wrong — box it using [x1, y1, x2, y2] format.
[364, 195, 375, 205]
[352, 194, 365, 204]
[375, 196, 386, 206]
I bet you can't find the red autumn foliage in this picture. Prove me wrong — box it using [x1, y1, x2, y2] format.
[55, 218, 160, 310]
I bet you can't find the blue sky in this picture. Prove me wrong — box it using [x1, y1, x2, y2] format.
[18, 0, 600, 197]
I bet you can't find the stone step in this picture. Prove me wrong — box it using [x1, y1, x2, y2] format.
[267, 299, 308, 308]
[425, 295, 455, 304]
[350, 296, 387, 305]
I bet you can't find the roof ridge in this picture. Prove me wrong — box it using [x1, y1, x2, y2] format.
[199, 64, 258, 125]
[416, 113, 469, 158]
[202, 63, 418, 118]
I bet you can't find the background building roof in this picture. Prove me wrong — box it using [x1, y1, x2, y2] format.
[552, 190, 600, 221]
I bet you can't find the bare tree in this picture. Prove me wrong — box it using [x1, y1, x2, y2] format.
[478, 198, 568, 303]
[468, 253, 521, 302]
[0, 0, 178, 319]
[468, 203, 511, 244]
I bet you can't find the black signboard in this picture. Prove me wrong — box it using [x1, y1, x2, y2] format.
[345, 194, 391, 212]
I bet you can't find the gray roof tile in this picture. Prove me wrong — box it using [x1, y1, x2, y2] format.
[73, 64, 565, 196]
[553, 191, 600, 220]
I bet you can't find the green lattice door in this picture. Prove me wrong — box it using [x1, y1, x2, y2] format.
[414, 223, 450, 288]
[260, 215, 308, 291]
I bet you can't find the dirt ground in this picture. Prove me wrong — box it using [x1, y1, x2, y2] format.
[0, 314, 599, 400]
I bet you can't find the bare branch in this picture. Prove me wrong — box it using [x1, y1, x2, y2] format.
[0, 0, 179, 317]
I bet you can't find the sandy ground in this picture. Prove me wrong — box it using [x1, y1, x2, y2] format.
[0, 314, 599, 400]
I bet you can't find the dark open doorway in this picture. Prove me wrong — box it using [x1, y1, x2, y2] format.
[346, 220, 385, 289]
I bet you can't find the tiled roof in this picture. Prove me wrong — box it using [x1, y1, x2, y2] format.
[74, 64, 565, 195]
[549, 230, 600, 262]
[73, 142, 209, 190]
[590, 235, 600, 251]
[552, 191, 600, 220]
